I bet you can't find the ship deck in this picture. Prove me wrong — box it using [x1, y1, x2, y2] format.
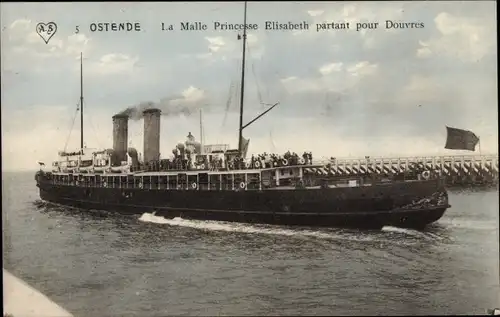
[48, 164, 327, 177]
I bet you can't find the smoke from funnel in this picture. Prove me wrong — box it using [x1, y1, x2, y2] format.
[115, 88, 209, 120]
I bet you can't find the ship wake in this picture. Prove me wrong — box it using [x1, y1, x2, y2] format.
[138, 212, 446, 243]
[381, 226, 444, 239]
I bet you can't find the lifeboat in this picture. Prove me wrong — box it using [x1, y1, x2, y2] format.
[93, 159, 110, 172]
[79, 165, 93, 173]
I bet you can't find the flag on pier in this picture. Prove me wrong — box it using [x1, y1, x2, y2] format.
[444, 126, 480, 151]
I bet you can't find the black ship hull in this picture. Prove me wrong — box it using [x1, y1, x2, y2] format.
[36, 174, 449, 230]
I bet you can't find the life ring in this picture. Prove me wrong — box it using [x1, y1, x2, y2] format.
[201, 163, 206, 170]
[191, 182, 197, 189]
[228, 162, 234, 169]
[245, 162, 251, 168]
[422, 171, 431, 180]
[282, 159, 289, 166]
[138, 182, 143, 189]
[299, 157, 305, 165]
[103, 182, 107, 188]
[239, 182, 246, 189]
[273, 161, 278, 167]
[255, 161, 261, 168]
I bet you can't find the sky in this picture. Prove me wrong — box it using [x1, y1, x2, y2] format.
[1, 1, 497, 171]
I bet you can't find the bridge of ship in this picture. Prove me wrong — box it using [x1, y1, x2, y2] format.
[303, 155, 499, 179]
[46, 165, 318, 191]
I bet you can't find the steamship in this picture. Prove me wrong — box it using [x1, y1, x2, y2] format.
[34, 2, 450, 230]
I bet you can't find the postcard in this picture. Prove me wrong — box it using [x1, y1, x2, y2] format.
[2, 1, 498, 316]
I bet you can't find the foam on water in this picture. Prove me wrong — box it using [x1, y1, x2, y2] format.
[382, 226, 427, 237]
[381, 225, 448, 241]
[138, 212, 437, 243]
[437, 218, 498, 231]
[137, 212, 382, 241]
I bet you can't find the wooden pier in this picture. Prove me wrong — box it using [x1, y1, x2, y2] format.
[306, 154, 499, 186]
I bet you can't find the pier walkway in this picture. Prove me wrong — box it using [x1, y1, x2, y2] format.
[3, 269, 73, 317]
[307, 154, 499, 186]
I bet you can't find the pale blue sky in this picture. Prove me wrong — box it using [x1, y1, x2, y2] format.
[1, 1, 497, 171]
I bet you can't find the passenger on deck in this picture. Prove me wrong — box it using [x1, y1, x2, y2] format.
[210, 158, 216, 171]
[303, 152, 309, 165]
[210, 157, 218, 171]
[270, 154, 278, 167]
[233, 156, 239, 170]
[217, 157, 223, 171]
[264, 154, 272, 168]
[238, 156, 244, 169]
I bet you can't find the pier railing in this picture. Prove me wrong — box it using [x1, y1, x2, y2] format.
[313, 154, 498, 165]
[307, 154, 499, 185]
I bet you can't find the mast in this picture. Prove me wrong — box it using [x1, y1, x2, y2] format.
[237, 1, 248, 154]
[80, 52, 84, 153]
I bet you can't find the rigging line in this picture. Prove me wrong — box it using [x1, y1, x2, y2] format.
[64, 101, 80, 152]
[256, 45, 271, 102]
[219, 54, 242, 138]
[247, 44, 264, 106]
[272, 70, 291, 103]
[85, 112, 102, 149]
[221, 79, 235, 130]
[269, 129, 276, 152]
